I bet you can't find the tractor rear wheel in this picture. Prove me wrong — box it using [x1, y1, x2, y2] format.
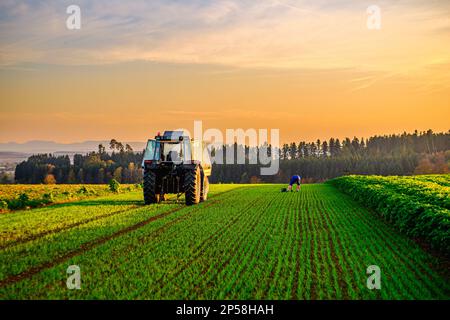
[143, 170, 159, 204]
[200, 175, 209, 202]
[184, 166, 201, 205]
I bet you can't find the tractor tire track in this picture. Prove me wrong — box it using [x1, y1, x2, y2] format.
[221, 195, 280, 299]
[174, 190, 268, 298]
[152, 193, 264, 296]
[291, 192, 306, 299]
[182, 192, 277, 299]
[110, 187, 249, 265]
[305, 205, 318, 300]
[0, 188, 242, 288]
[314, 197, 351, 299]
[0, 205, 142, 250]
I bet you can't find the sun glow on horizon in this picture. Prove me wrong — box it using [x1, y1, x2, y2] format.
[0, 0, 449, 143]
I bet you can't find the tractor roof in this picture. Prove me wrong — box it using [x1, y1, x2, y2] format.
[156, 130, 190, 141]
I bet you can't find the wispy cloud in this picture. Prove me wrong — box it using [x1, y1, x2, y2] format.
[0, 0, 449, 75]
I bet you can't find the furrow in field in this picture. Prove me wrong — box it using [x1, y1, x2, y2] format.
[293, 189, 310, 299]
[223, 201, 281, 298]
[318, 187, 370, 298]
[158, 186, 280, 299]
[315, 192, 359, 299]
[333, 195, 435, 297]
[339, 195, 449, 298]
[0, 205, 141, 250]
[148, 192, 264, 297]
[289, 194, 303, 299]
[110, 186, 262, 297]
[311, 190, 335, 299]
[0, 206, 182, 287]
[70, 187, 248, 297]
[190, 190, 280, 299]
[330, 193, 419, 299]
[237, 190, 294, 299]
[274, 198, 298, 299]
[174, 202, 267, 298]
[278, 192, 303, 299]
[0, 194, 142, 247]
[326, 195, 403, 299]
[308, 199, 321, 299]
[256, 195, 288, 299]
[256, 193, 292, 299]
[311, 191, 343, 299]
[0, 187, 242, 287]
[230, 189, 304, 299]
[0, 186, 244, 297]
[301, 199, 314, 299]
[278, 192, 301, 300]
[0, 204, 175, 281]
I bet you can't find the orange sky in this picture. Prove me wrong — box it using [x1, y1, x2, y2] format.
[0, 1, 449, 143]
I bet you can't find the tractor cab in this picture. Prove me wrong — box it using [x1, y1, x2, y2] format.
[141, 131, 211, 205]
[142, 131, 192, 165]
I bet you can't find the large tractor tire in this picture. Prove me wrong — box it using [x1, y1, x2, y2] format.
[200, 174, 209, 202]
[184, 166, 201, 205]
[143, 170, 159, 204]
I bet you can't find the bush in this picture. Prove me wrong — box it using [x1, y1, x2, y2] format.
[19, 193, 29, 203]
[78, 186, 88, 194]
[0, 200, 8, 212]
[42, 192, 54, 204]
[7, 193, 30, 210]
[109, 179, 121, 193]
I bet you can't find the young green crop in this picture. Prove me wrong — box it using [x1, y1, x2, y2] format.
[0, 183, 448, 300]
[328, 174, 450, 253]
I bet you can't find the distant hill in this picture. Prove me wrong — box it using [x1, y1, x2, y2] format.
[0, 152, 31, 164]
[0, 140, 147, 154]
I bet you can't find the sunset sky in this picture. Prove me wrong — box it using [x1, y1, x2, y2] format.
[0, 0, 449, 144]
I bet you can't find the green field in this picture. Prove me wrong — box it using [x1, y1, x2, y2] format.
[0, 183, 449, 299]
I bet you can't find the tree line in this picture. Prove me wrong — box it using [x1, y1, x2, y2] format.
[13, 130, 450, 184]
[15, 140, 142, 184]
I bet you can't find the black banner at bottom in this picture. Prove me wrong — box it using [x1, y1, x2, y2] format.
[1, 300, 446, 318]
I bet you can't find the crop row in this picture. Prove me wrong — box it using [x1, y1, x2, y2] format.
[328, 175, 450, 253]
[411, 174, 450, 187]
[339, 175, 450, 209]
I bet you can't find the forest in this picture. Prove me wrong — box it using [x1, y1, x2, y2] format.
[13, 130, 450, 184]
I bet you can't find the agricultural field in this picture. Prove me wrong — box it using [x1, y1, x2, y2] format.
[0, 184, 141, 212]
[0, 181, 449, 299]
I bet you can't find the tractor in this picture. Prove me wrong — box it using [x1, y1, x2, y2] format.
[141, 131, 211, 205]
